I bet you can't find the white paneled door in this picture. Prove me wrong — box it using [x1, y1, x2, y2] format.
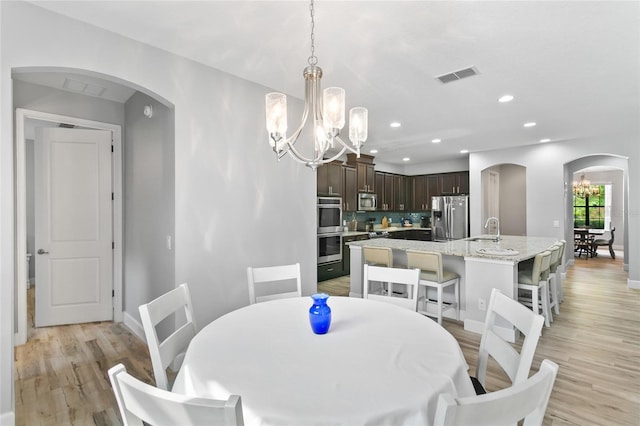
[35, 128, 113, 327]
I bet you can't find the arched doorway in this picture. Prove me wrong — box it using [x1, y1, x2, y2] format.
[13, 67, 176, 345]
[564, 155, 629, 269]
[481, 164, 527, 236]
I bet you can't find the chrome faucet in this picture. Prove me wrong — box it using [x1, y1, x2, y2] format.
[484, 217, 501, 241]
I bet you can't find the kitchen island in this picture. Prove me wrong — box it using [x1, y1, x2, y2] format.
[348, 235, 558, 340]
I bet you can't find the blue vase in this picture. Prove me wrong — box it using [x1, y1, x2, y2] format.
[309, 293, 331, 334]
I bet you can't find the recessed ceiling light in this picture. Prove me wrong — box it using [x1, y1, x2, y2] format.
[390, 122, 401, 128]
[460, 149, 469, 154]
[369, 149, 378, 154]
[539, 138, 551, 143]
[498, 95, 514, 103]
[431, 138, 441, 144]
[524, 122, 537, 128]
[402, 157, 410, 162]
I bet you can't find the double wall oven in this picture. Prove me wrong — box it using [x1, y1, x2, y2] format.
[317, 197, 342, 264]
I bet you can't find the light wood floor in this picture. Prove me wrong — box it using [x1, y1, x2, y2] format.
[16, 250, 639, 425]
[320, 251, 640, 426]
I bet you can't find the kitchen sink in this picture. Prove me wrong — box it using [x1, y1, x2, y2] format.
[466, 237, 501, 242]
[475, 247, 519, 256]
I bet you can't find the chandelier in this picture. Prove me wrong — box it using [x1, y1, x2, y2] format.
[572, 174, 600, 198]
[265, 0, 368, 170]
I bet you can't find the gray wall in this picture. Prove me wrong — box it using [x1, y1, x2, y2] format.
[123, 92, 175, 322]
[498, 164, 526, 236]
[469, 140, 638, 283]
[1, 2, 316, 418]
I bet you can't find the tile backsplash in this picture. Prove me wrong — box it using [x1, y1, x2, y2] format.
[344, 211, 431, 228]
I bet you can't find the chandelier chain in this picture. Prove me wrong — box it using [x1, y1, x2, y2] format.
[308, 0, 318, 66]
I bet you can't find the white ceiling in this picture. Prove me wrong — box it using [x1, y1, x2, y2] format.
[23, 1, 640, 166]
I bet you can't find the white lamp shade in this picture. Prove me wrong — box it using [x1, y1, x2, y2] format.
[349, 107, 368, 145]
[322, 87, 345, 130]
[265, 92, 287, 135]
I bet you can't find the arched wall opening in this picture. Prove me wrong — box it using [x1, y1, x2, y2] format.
[564, 155, 629, 270]
[13, 66, 176, 345]
[481, 163, 527, 236]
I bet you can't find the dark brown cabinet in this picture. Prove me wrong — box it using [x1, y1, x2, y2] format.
[375, 172, 398, 211]
[343, 234, 368, 275]
[394, 175, 410, 211]
[357, 163, 376, 193]
[412, 175, 438, 211]
[343, 166, 357, 212]
[317, 161, 343, 196]
[439, 171, 469, 195]
[347, 154, 376, 193]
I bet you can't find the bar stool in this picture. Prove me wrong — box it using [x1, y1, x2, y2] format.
[363, 246, 393, 295]
[517, 250, 552, 327]
[546, 245, 561, 317]
[549, 240, 566, 305]
[406, 250, 460, 324]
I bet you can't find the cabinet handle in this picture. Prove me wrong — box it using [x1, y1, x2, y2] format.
[327, 268, 334, 272]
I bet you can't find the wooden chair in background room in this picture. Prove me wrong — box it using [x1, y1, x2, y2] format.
[405, 250, 460, 325]
[434, 359, 559, 426]
[139, 283, 197, 390]
[363, 246, 394, 295]
[592, 226, 615, 259]
[363, 264, 421, 311]
[108, 364, 244, 426]
[246, 263, 302, 304]
[574, 230, 593, 259]
[517, 251, 552, 327]
[469, 288, 545, 396]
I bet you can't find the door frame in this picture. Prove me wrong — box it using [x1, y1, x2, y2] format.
[15, 108, 123, 345]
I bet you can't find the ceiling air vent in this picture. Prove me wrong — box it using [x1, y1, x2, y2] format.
[59, 123, 75, 129]
[435, 66, 479, 84]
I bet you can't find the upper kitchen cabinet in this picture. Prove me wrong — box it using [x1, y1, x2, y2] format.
[343, 166, 357, 212]
[394, 174, 410, 211]
[375, 172, 395, 211]
[347, 154, 375, 193]
[317, 161, 344, 196]
[439, 171, 469, 195]
[412, 175, 438, 211]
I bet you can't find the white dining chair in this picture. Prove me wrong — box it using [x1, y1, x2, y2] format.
[138, 283, 197, 390]
[246, 263, 302, 304]
[108, 363, 244, 426]
[363, 264, 421, 311]
[470, 288, 545, 395]
[434, 359, 559, 426]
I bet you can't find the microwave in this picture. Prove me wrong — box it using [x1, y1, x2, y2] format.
[317, 197, 342, 234]
[358, 193, 377, 211]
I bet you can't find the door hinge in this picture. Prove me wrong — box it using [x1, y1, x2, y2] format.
[112, 192, 114, 201]
[112, 242, 115, 249]
[112, 290, 115, 297]
[111, 145, 114, 152]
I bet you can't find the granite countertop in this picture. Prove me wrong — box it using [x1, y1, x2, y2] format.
[342, 226, 432, 238]
[347, 234, 558, 262]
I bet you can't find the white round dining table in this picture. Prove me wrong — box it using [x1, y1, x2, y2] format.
[172, 296, 475, 426]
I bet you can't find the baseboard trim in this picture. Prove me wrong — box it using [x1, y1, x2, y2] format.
[123, 311, 146, 343]
[629, 278, 640, 290]
[1, 411, 15, 424]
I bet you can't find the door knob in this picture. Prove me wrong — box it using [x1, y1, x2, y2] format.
[37, 249, 49, 255]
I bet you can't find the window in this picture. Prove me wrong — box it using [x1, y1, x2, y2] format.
[573, 184, 611, 230]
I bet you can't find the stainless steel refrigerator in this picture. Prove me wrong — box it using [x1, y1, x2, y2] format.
[431, 195, 469, 241]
